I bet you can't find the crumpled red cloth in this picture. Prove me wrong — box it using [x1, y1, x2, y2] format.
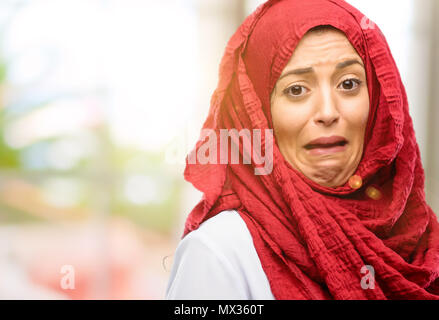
[182, 0, 439, 299]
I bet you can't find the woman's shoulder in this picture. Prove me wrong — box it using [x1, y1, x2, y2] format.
[185, 210, 251, 250]
[177, 210, 255, 272]
[191, 209, 246, 234]
[166, 210, 274, 299]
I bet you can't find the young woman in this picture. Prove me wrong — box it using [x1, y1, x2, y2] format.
[166, 0, 439, 300]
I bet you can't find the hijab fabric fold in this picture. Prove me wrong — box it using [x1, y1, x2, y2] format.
[182, 0, 439, 299]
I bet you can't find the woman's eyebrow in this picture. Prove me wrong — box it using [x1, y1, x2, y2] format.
[279, 67, 313, 79]
[279, 59, 364, 80]
[336, 59, 364, 69]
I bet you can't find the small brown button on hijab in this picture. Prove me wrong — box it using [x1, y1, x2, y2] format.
[366, 186, 382, 200]
[348, 175, 362, 189]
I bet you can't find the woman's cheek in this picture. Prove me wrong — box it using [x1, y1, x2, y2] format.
[355, 90, 370, 125]
[341, 97, 369, 127]
[280, 112, 309, 151]
[277, 108, 301, 134]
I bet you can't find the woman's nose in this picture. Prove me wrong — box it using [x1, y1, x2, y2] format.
[313, 88, 340, 126]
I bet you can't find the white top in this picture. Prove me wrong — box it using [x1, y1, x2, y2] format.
[165, 209, 275, 300]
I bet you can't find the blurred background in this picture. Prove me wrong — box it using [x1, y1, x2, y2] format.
[0, 0, 437, 299]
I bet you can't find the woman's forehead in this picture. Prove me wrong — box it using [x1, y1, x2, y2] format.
[288, 29, 362, 67]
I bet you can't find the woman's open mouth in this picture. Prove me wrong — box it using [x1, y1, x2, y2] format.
[304, 136, 348, 156]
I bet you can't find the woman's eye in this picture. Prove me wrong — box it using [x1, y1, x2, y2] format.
[338, 78, 361, 91]
[284, 85, 308, 98]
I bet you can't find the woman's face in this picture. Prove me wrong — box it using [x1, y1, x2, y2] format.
[271, 28, 369, 188]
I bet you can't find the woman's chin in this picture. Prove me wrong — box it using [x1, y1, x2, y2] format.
[298, 161, 349, 188]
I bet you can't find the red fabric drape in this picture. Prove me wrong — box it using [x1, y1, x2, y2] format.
[182, 0, 439, 299]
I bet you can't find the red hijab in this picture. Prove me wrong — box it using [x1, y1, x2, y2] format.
[182, 0, 439, 299]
